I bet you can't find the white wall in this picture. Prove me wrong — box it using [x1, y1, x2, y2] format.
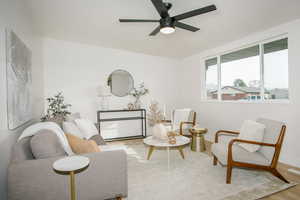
[179, 19, 300, 167]
[0, 0, 44, 199]
[43, 38, 180, 122]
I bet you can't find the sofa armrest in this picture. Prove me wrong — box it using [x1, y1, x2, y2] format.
[8, 150, 127, 200]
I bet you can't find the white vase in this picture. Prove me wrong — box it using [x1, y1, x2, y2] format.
[152, 123, 168, 140]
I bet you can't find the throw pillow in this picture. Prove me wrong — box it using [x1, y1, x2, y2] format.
[62, 122, 84, 138]
[30, 129, 67, 159]
[65, 133, 100, 154]
[74, 119, 99, 139]
[90, 135, 106, 145]
[238, 120, 266, 152]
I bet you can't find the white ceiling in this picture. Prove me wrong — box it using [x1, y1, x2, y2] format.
[28, 0, 300, 59]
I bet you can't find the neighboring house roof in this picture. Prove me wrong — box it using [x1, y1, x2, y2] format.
[234, 86, 261, 93]
[210, 86, 262, 95]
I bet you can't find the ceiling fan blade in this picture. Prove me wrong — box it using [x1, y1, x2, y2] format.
[151, 0, 169, 18]
[174, 22, 200, 32]
[149, 26, 161, 36]
[173, 5, 216, 21]
[119, 19, 159, 23]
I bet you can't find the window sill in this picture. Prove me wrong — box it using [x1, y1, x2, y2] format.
[200, 99, 290, 104]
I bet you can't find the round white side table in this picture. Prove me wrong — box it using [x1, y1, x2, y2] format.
[53, 156, 90, 200]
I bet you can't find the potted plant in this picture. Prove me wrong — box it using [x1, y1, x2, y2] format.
[41, 92, 72, 126]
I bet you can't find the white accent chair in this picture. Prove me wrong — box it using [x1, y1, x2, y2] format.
[163, 109, 196, 136]
[211, 118, 289, 184]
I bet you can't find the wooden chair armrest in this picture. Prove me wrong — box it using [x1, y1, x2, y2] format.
[215, 130, 240, 143]
[179, 121, 194, 135]
[227, 139, 276, 163]
[229, 139, 276, 147]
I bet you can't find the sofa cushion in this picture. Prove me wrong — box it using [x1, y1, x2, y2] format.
[20, 122, 74, 156]
[90, 135, 106, 145]
[30, 130, 67, 159]
[211, 140, 270, 166]
[11, 137, 35, 163]
[66, 133, 100, 154]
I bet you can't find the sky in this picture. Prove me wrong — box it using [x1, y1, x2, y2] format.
[206, 49, 288, 90]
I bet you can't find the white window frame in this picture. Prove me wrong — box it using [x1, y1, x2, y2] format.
[203, 34, 289, 103]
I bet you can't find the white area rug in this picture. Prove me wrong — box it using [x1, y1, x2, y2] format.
[121, 144, 296, 200]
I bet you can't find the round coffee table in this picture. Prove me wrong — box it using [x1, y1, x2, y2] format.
[189, 128, 208, 152]
[143, 136, 190, 160]
[53, 156, 90, 200]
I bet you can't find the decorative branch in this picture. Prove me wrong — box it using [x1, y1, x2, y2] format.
[129, 82, 149, 99]
[147, 101, 164, 127]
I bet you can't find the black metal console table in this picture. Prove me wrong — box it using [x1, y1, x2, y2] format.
[97, 109, 147, 141]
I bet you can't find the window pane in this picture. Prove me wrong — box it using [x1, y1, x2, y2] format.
[264, 38, 288, 100]
[221, 45, 261, 101]
[205, 58, 218, 100]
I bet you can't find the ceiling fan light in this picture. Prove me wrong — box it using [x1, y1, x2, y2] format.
[160, 26, 175, 34]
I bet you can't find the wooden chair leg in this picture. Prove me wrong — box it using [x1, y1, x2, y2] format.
[271, 169, 289, 183]
[226, 165, 232, 184]
[213, 155, 218, 166]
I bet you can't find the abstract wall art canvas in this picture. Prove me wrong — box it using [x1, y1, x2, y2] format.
[6, 29, 33, 130]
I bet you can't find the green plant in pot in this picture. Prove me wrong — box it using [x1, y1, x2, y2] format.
[41, 92, 71, 126]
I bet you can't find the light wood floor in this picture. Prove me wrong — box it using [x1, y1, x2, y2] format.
[109, 139, 300, 200]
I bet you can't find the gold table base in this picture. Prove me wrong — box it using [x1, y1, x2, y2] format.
[147, 146, 185, 160]
[191, 134, 206, 152]
[53, 162, 89, 200]
[70, 171, 76, 200]
[189, 128, 208, 152]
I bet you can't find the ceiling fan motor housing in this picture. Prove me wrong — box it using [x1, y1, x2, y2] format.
[160, 17, 174, 28]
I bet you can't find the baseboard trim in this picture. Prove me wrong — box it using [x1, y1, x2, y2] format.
[287, 168, 300, 176]
[278, 162, 300, 174]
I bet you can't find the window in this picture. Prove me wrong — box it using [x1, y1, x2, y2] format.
[264, 38, 288, 100]
[221, 45, 260, 101]
[205, 57, 218, 100]
[204, 37, 289, 102]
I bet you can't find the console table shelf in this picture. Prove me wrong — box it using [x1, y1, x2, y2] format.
[97, 109, 147, 141]
[100, 117, 144, 122]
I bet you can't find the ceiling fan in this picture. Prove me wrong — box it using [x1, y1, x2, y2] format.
[119, 0, 217, 36]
